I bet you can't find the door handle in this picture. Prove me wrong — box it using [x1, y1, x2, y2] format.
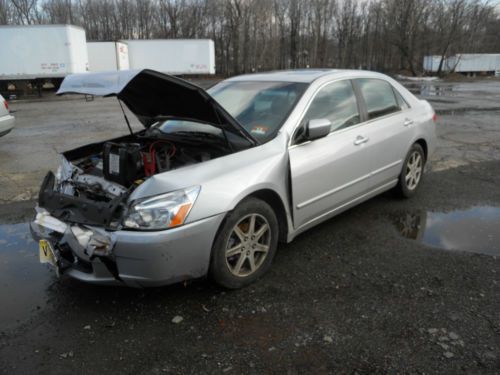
[353, 135, 369, 145]
[404, 118, 414, 127]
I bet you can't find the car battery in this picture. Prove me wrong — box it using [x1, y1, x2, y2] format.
[103, 142, 143, 186]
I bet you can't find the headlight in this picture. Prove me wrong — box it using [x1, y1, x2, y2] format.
[123, 186, 200, 230]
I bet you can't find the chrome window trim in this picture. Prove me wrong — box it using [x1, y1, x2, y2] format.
[288, 109, 408, 150]
[288, 77, 409, 148]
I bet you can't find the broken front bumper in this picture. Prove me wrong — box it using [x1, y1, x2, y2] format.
[30, 207, 225, 287]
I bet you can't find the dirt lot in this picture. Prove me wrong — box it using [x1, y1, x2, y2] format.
[0, 78, 499, 374]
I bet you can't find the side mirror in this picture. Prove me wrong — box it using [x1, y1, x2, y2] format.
[306, 119, 331, 141]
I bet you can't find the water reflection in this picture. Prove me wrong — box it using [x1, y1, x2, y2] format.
[0, 223, 55, 330]
[395, 206, 500, 256]
[403, 83, 455, 97]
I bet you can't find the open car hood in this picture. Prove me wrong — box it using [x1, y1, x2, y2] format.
[57, 69, 257, 144]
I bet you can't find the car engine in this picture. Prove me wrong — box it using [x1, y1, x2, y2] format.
[37, 131, 230, 228]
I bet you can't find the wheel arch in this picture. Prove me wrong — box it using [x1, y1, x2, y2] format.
[215, 188, 290, 244]
[246, 189, 289, 243]
[414, 138, 428, 161]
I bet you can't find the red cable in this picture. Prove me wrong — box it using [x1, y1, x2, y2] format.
[144, 140, 176, 176]
[149, 140, 176, 157]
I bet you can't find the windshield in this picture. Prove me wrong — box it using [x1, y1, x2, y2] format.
[208, 81, 308, 142]
[155, 119, 223, 136]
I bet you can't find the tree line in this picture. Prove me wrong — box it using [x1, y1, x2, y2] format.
[1, 0, 499, 76]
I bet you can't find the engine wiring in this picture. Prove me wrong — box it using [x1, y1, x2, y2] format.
[143, 140, 176, 176]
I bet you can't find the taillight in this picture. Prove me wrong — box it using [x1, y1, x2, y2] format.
[432, 113, 437, 122]
[2, 99, 8, 112]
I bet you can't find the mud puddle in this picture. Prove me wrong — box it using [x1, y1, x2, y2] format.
[408, 84, 457, 97]
[0, 222, 55, 331]
[394, 206, 500, 256]
[436, 107, 500, 115]
[402, 81, 500, 98]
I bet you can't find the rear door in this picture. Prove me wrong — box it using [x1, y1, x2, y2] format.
[354, 78, 416, 188]
[288, 79, 373, 229]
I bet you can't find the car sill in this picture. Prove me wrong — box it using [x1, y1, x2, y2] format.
[292, 179, 398, 237]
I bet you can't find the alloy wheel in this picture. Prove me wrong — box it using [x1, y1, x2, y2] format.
[225, 214, 271, 277]
[405, 151, 423, 190]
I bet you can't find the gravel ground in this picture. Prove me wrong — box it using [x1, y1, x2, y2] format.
[0, 160, 499, 374]
[0, 78, 499, 374]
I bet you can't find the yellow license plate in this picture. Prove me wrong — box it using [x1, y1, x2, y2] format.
[39, 239, 57, 266]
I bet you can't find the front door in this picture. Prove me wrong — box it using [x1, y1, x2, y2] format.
[289, 79, 373, 229]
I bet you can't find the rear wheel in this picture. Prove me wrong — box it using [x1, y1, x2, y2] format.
[396, 143, 425, 198]
[209, 198, 279, 289]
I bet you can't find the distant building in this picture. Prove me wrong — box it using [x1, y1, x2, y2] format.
[423, 54, 500, 76]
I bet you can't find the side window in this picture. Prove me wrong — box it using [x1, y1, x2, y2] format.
[303, 80, 360, 133]
[357, 79, 400, 119]
[393, 88, 410, 110]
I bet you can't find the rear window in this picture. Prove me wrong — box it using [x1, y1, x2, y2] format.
[357, 79, 400, 120]
[393, 88, 410, 109]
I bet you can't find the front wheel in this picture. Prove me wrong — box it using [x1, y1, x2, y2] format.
[396, 143, 425, 198]
[209, 198, 279, 289]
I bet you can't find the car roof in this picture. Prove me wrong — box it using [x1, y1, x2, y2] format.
[225, 69, 387, 83]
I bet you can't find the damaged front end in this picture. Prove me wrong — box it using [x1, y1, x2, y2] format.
[33, 151, 130, 282]
[38, 170, 129, 229]
[31, 69, 252, 286]
[31, 206, 120, 283]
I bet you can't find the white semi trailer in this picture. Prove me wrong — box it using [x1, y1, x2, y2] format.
[0, 24, 88, 94]
[423, 54, 500, 75]
[87, 41, 129, 72]
[125, 39, 215, 75]
[448, 54, 500, 74]
[423, 55, 443, 73]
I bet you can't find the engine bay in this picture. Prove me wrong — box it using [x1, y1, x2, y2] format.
[74, 137, 218, 188]
[37, 130, 232, 228]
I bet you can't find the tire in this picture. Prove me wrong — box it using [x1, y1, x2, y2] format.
[209, 197, 279, 289]
[396, 143, 425, 198]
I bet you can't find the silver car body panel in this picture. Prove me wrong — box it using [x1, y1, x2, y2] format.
[32, 69, 437, 286]
[130, 69, 435, 238]
[129, 131, 292, 226]
[0, 95, 14, 137]
[0, 113, 15, 136]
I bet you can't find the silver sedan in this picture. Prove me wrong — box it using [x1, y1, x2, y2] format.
[31, 69, 436, 288]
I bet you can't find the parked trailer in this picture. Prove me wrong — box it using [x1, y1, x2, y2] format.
[423, 54, 500, 74]
[0, 25, 88, 93]
[423, 55, 444, 72]
[87, 41, 129, 72]
[125, 39, 215, 75]
[448, 54, 500, 73]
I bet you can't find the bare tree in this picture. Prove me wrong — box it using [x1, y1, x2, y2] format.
[0, 0, 14, 25]
[10, 0, 39, 24]
[0, 0, 498, 75]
